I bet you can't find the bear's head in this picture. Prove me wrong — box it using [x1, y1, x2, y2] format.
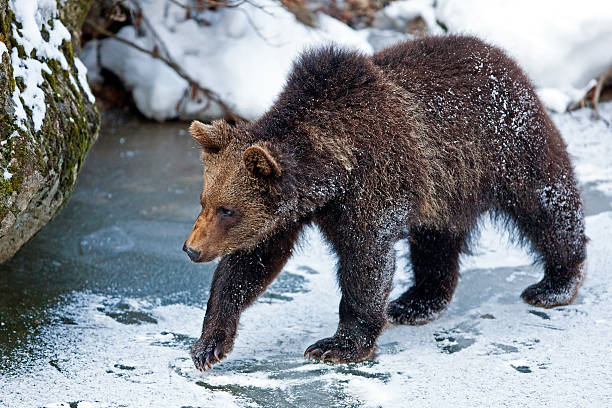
[183, 120, 286, 263]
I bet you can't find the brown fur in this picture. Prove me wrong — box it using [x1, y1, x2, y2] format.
[184, 35, 586, 371]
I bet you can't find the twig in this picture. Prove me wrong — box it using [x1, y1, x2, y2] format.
[232, 6, 287, 46]
[568, 65, 612, 119]
[167, 0, 266, 11]
[592, 66, 612, 119]
[129, 0, 173, 61]
[85, 20, 242, 121]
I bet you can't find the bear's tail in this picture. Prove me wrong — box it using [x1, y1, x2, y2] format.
[283, 45, 379, 104]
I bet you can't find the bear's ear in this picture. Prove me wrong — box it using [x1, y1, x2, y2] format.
[243, 145, 282, 178]
[189, 120, 223, 154]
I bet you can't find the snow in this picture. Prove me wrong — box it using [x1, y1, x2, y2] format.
[79, 40, 104, 87]
[374, 0, 443, 35]
[75, 58, 96, 103]
[436, 0, 612, 112]
[537, 88, 575, 114]
[98, 0, 373, 121]
[7, 0, 94, 132]
[460, 216, 531, 270]
[10, 47, 51, 131]
[10, 87, 28, 131]
[9, 0, 70, 69]
[0, 40, 7, 57]
[553, 102, 612, 195]
[91, 0, 612, 120]
[1, 103, 612, 407]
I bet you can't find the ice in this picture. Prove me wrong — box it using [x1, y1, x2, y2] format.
[79, 226, 135, 255]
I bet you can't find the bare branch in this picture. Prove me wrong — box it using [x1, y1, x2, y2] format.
[85, 20, 242, 121]
[129, 0, 172, 60]
[568, 65, 612, 120]
[232, 6, 288, 46]
[592, 66, 612, 119]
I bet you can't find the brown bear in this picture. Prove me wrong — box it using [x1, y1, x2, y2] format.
[183, 35, 586, 371]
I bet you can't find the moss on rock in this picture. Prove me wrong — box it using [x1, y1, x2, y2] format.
[0, 0, 99, 263]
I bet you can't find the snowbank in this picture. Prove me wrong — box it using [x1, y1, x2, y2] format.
[97, 0, 373, 121]
[372, 0, 443, 35]
[90, 0, 612, 120]
[435, 0, 612, 112]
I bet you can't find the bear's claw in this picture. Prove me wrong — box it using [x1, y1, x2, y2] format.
[191, 336, 227, 372]
[304, 337, 374, 363]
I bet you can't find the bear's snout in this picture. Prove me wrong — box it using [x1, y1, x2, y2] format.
[183, 243, 202, 262]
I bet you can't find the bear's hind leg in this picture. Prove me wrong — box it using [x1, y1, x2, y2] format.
[505, 179, 586, 308]
[388, 227, 465, 325]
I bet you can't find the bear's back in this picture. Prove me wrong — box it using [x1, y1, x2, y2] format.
[373, 36, 547, 144]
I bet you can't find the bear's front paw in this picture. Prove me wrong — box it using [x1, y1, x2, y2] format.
[191, 334, 232, 372]
[521, 276, 582, 308]
[304, 336, 374, 363]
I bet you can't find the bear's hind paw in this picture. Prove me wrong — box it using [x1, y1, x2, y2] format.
[521, 277, 582, 308]
[304, 337, 374, 363]
[387, 297, 447, 326]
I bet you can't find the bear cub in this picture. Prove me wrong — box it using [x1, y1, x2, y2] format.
[183, 35, 586, 370]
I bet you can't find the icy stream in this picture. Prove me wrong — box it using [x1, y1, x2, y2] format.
[1, 105, 612, 407]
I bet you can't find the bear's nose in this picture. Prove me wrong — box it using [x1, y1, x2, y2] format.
[183, 243, 201, 262]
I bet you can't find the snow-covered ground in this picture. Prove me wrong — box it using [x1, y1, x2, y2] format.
[1, 103, 611, 407]
[85, 0, 612, 120]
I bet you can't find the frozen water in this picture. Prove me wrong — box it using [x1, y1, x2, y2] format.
[1, 104, 612, 407]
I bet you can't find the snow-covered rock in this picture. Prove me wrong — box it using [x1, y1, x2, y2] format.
[0, 0, 99, 263]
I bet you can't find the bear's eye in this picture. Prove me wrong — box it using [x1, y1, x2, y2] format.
[219, 207, 234, 217]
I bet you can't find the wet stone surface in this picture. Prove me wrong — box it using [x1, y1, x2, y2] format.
[1, 105, 612, 407]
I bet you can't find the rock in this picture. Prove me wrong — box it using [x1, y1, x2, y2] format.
[0, 0, 99, 263]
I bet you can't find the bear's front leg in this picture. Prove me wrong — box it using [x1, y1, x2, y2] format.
[191, 225, 302, 371]
[304, 232, 394, 363]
